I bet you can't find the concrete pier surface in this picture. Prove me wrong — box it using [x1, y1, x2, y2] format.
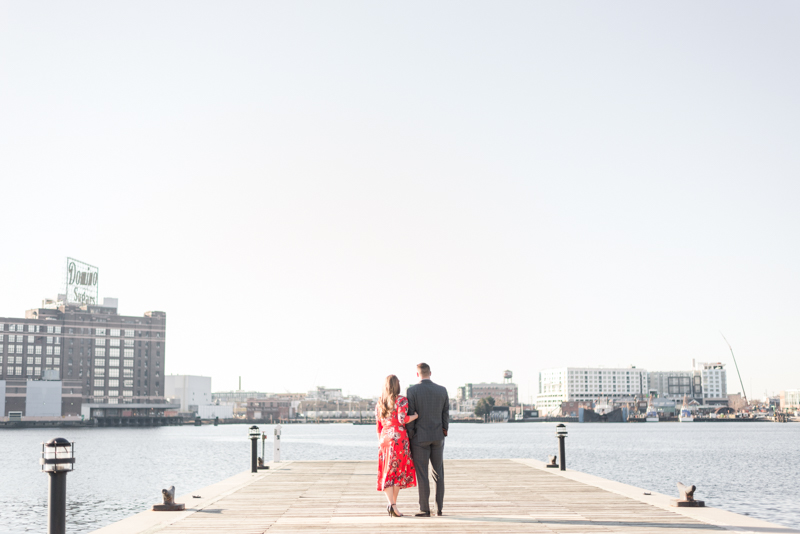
[92, 459, 798, 534]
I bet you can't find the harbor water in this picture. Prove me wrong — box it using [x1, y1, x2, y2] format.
[1, 422, 798, 533]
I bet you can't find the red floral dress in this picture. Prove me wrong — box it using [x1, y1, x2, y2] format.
[376, 396, 417, 491]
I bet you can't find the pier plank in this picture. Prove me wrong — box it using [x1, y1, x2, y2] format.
[94, 460, 798, 534]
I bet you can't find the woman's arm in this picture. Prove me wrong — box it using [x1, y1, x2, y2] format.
[405, 413, 418, 422]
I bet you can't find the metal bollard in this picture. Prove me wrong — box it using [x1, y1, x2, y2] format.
[40, 438, 75, 534]
[556, 423, 568, 471]
[273, 424, 282, 463]
[261, 431, 266, 462]
[248, 425, 260, 473]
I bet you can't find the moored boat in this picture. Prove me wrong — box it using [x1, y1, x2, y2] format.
[679, 395, 694, 422]
[645, 395, 659, 422]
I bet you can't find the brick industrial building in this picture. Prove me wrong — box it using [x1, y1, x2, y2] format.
[1, 298, 168, 418]
[456, 371, 519, 408]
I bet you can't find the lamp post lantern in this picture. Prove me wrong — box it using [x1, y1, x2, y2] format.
[40, 438, 75, 534]
[248, 425, 260, 473]
[556, 424, 568, 471]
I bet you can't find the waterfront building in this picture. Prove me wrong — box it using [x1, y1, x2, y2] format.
[1, 298, 167, 417]
[451, 396, 476, 420]
[297, 398, 375, 419]
[695, 361, 728, 403]
[537, 366, 648, 415]
[648, 361, 728, 405]
[246, 397, 293, 421]
[212, 390, 270, 404]
[647, 370, 701, 400]
[165, 374, 212, 413]
[779, 390, 800, 412]
[165, 374, 234, 419]
[211, 391, 307, 419]
[0, 371, 84, 418]
[212, 390, 271, 417]
[559, 400, 592, 417]
[196, 404, 233, 419]
[456, 371, 519, 406]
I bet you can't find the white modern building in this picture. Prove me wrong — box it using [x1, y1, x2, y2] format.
[647, 370, 699, 400]
[537, 366, 648, 414]
[165, 375, 212, 413]
[780, 390, 800, 412]
[647, 361, 727, 404]
[695, 361, 728, 403]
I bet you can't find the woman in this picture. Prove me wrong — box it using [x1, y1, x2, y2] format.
[376, 374, 417, 517]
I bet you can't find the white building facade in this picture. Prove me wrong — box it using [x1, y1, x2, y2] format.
[25, 379, 63, 417]
[647, 361, 727, 404]
[647, 370, 699, 400]
[696, 362, 727, 402]
[537, 367, 648, 414]
[196, 404, 234, 419]
[165, 375, 212, 413]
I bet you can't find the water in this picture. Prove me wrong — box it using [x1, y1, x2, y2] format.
[1, 422, 798, 533]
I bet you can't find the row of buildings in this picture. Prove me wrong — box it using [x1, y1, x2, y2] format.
[536, 362, 800, 416]
[165, 364, 800, 422]
[2, 265, 794, 423]
[164, 378, 377, 422]
[536, 361, 728, 415]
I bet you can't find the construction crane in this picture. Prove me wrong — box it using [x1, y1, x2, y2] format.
[720, 332, 747, 404]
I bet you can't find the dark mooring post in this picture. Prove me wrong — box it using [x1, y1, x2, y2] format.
[556, 424, 567, 471]
[248, 425, 260, 473]
[41, 438, 75, 534]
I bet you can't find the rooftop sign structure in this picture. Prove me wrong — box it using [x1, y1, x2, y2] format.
[65, 257, 99, 305]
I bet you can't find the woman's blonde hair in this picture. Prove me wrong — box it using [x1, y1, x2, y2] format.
[379, 375, 401, 419]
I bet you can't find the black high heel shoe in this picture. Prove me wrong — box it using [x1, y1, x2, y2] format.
[387, 505, 393, 517]
[390, 504, 402, 517]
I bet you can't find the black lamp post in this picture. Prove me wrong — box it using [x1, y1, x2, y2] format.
[40, 438, 75, 534]
[556, 424, 567, 471]
[248, 425, 260, 473]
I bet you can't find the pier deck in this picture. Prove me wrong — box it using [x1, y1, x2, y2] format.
[94, 459, 798, 534]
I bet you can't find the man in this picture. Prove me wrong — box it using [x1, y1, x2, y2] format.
[406, 362, 449, 517]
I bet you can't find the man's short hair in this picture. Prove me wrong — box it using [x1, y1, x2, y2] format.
[417, 362, 431, 376]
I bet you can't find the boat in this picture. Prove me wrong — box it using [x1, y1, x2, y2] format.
[679, 395, 694, 422]
[645, 395, 659, 422]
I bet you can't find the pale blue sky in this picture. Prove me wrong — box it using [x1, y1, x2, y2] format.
[1, 2, 798, 401]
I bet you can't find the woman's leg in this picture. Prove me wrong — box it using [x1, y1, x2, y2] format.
[383, 487, 394, 505]
[391, 486, 402, 516]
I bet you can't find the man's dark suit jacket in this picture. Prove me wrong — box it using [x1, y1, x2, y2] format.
[406, 379, 449, 443]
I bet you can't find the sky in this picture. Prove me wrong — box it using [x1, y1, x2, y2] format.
[1, 2, 799, 402]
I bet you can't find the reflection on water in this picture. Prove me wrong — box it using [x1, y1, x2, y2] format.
[0, 423, 797, 533]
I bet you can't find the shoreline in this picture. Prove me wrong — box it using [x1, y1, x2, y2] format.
[2, 417, 793, 429]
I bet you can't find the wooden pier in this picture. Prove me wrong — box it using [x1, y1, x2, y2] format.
[93, 459, 798, 534]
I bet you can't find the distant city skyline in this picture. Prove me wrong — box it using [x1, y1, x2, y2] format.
[2, 2, 798, 400]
